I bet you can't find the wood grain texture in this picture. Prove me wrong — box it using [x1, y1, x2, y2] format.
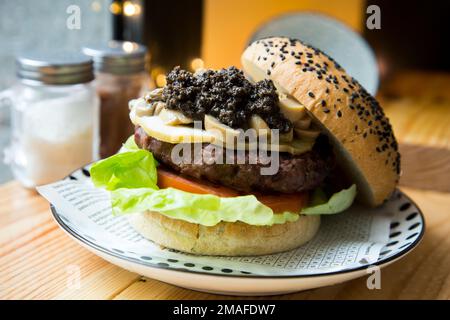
[397, 143, 450, 192]
[381, 84, 450, 192]
[0, 181, 449, 300]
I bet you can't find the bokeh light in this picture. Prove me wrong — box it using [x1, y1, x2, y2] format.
[190, 58, 204, 71]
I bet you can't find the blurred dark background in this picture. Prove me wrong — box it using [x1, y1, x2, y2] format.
[363, 0, 450, 78]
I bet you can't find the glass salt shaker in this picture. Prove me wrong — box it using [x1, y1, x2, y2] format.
[83, 41, 148, 158]
[3, 52, 99, 188]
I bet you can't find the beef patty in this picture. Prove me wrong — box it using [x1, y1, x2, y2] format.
[135, 126, 333, 194]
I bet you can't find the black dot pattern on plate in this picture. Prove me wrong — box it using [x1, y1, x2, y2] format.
[390, 222, 399, 229]
[409, 222, 421, 230]
[399, 203, 411, 211]
[406, 212, 418, 220]
[386, 241, 399, 247]
[81, 168, 91, 177]
[406, 232, 419, 240]
[140, 256, 152, 261]
[376, 196, 424, 263]
[53, 175, 424, 278]
[389, 231, 401, 238]
[157, 262, 169, 267]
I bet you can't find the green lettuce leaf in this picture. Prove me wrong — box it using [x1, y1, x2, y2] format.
[90, 143, 356, 226]
[301, 184, 357, 215]
[90, 149, 158, 191]
[122, 135, 139, 151]
[110, 187, 299, 226]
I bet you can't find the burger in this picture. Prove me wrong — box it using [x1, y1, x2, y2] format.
[90, 37, 400, 256]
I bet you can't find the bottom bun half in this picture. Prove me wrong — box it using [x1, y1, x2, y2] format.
[128, 211, 320, 256]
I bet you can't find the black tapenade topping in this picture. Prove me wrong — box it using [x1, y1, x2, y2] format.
[162, 66, 292, 132]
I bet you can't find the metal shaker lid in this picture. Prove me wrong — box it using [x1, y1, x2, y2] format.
[16, 52, 94, 85]
[82, 40, 147, 75]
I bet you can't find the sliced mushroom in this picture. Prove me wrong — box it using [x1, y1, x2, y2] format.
[204, 114, 241, 141]
[158, 108, 193, 125]
[153, 101, 166, 116]
[278, 93, 307, 122]
[294, 117, 312, 130]
[294, 128, 321, 140]
[145, 88, 164, 102]
[279, 128, 293, 143]
[212, 137, 314, 155]
[250, 115, 270, 131]
[249, 115, 272, 139]
[132, 115, 215, 144]
[130, 98, 155, 117]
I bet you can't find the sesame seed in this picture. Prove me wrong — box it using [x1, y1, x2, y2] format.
[308, 92, 315, 98]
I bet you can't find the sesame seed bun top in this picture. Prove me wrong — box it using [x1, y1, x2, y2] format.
[242, 37, 400, 206]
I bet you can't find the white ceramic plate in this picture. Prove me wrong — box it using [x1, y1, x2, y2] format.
[49, 167, 425, 296]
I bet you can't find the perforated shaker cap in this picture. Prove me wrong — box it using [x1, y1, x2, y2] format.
[82, 40, 147, 75]
[16, 51, 94, 85]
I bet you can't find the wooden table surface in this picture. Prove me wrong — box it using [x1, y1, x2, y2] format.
[0, 72, 449, 300]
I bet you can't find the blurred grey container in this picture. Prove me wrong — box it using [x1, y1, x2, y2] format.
[249, 12, 379, 95]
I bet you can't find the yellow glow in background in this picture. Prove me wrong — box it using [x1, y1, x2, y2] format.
[201, 0, 363, 69]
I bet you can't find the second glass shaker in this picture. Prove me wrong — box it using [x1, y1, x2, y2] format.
[83, 41, 148, 158]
